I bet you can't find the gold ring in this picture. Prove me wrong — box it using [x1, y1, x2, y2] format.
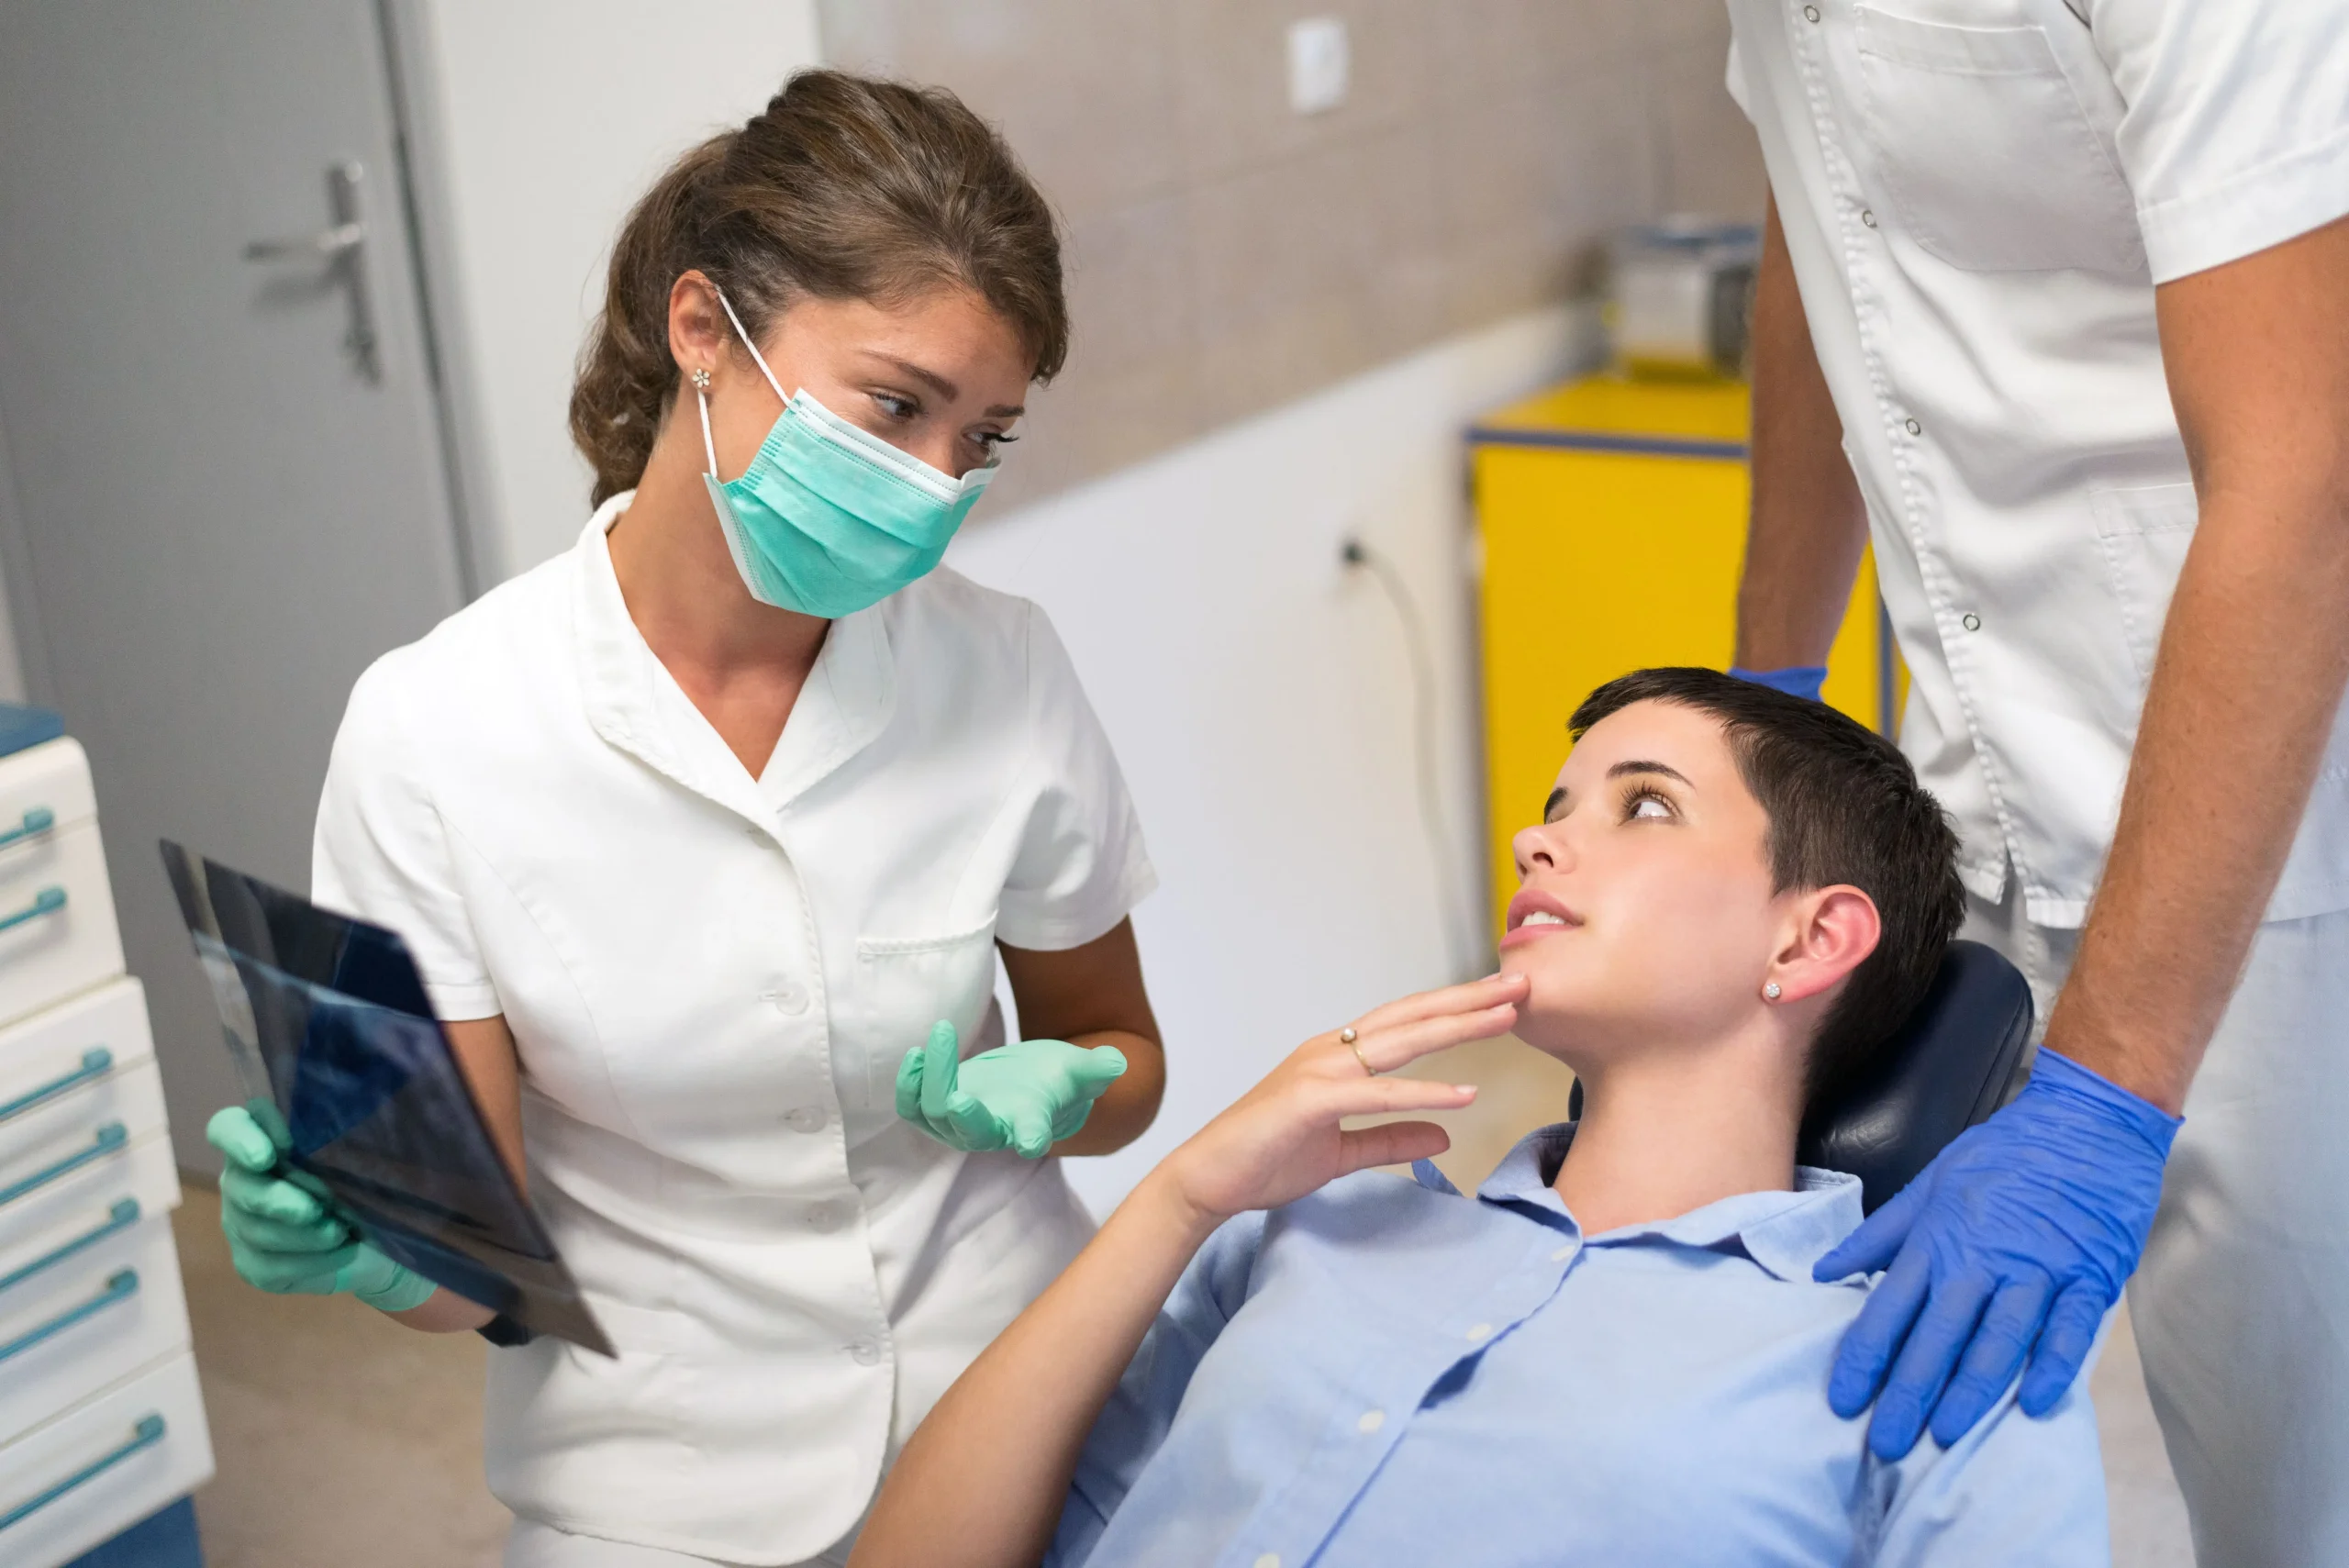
[1339, 1027, 1372, 1074]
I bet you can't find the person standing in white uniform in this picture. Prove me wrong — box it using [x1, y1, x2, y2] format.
[1718, 3, 2349, 1562]
[197, 72, 1166, 1567]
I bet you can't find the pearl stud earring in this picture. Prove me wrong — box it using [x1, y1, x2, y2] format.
[1763, 981, 1783, 1001]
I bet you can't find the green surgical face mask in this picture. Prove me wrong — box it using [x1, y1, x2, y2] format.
[696, 286, 997, 617]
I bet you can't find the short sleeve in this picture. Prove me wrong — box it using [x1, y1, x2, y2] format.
[1865, 1362, 2111, 1566]
[1046, 1212, 1266, 1568]
[2094, 0, 2349, 282]
[1725, 36, 1754, 121]
[995, 606, 1157, 952]
[312, 655, 501, 1021]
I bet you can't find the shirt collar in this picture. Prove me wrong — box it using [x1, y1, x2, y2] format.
[571, 495, 896, 823]
[1466, 1122, 1866, 1284]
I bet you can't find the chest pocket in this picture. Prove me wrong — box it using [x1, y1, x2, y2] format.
[1853, 6, 2143, 275]
[852, 917, 1002, 1118]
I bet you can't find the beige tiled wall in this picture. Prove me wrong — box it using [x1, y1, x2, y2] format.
[820, 1, 1763, 507]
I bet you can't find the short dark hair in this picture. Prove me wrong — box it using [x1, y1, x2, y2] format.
[1567, 668, 1964, 1099]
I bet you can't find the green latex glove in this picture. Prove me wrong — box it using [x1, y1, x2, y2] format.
[205, 1104, 438, 1313]
[894, 1020, 1128, 1159]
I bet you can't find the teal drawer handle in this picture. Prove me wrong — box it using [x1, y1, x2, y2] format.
[0, 1267, 139, 1363]
[0, 1413, 165, 1533]
[0, 1047, 113, 1124]
[0, 1120, 127, 1207]
[0, 1197, 139, 1295]
[0, 885, 65, 935]
[0, 806, 54, 852]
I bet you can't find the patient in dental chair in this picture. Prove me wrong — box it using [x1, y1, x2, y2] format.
[853, 668, 2109, 1568]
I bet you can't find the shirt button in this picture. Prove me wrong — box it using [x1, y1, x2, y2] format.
[1904, 417, 1923, 436]
[1357, 1408, 1386, 1433]
[1253, 1556, 1281, 1568]
[1465, 1323, 1494, 1343]
[1803, 4, 1820, 19]
[772, 984, 810, 1015]
[785, 1106, 828, 1134]
[849, 1338, 884, 1366]
[1552, 1245, 1574, 1262]
[1861, 208, 1877, 228]
[807, 1199, 852, 1229]
[1962, 613, 1983, 632]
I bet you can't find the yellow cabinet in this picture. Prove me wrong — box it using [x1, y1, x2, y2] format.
[1470, 375, 1891, 938]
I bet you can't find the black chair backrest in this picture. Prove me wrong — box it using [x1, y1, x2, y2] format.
[1562, 940, 2035, 1215]
[1797, 940, 2034, 1213]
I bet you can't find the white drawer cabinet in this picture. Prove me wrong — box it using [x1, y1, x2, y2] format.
[0, 732, 208, 1566]
[0, 1352, 212, 1568]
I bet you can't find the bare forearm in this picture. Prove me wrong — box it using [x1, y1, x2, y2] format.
[1053, 1029, 1163, 1155]
[851, 1172, 1218, 1568]
[1735, 198, 1870, 670]
[2051, 487, 2349, 1109]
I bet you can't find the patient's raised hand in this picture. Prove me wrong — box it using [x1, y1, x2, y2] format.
[1153, 973, 1526, 1229]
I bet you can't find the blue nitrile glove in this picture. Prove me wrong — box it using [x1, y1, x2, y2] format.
[894, 1020, 1128, 1159]
[206, 1104, 439, 1313]
[1729, 664, 1829, 701]
[1811, 1048, 2180, 1459]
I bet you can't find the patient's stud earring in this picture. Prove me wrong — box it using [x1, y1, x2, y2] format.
[690, 367, 712, 391]
[1763, 982, 1783, 1001]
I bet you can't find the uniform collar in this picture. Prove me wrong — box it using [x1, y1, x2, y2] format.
[571, 495, 896, 825]
[1436, 1122, 1865, 1284]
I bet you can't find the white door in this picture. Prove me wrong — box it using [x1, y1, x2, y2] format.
[0, 1, 472, 1167]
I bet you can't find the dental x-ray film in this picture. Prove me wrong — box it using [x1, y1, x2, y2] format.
[161, 840, 612, 1355]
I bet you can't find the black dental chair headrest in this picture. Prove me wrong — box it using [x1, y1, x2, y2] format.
[1564, 940, 2035, 1215]
[1798, 939, 2034, 1214]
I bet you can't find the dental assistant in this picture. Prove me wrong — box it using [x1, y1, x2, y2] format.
[200, 72, 1163, 1567]
[1720, 4, 2349, 1562]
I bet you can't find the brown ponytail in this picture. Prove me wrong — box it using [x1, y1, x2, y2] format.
[569, 70, 1069, 506]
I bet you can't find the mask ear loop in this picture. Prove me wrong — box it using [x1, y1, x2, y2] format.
[711, 284, 792, 405]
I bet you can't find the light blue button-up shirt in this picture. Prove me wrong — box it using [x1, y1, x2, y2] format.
[1048, 1125, 2108, 1567]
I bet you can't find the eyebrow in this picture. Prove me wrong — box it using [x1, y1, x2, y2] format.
[1545, 759, 1693, 821]
[863, 353, 1025, 419]
[1607, 760, 1693, 786]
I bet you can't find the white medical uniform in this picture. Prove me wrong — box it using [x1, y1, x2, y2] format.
[1722, 4, 2349, 1562]
[312, 495, 1154, 1566]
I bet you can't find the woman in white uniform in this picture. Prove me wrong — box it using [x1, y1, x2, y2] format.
[200, 72, 1164, 1566]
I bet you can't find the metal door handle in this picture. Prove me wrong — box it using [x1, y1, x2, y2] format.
[0, 1046, 112, 1124]
[241, 160, 380, 384]
[0, 1197, 139, 1295]
[0, 1268, 139, 1364]
[0, 1414, 165, 1534]
[242, 222, 362, 262]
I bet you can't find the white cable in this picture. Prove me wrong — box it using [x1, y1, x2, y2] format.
[1344, 538, 1479, 983]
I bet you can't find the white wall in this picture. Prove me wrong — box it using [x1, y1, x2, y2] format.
[400, 0, 823, 582]
[949, 304, 1600, 1213]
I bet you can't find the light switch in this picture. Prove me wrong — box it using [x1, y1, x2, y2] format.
[1287, 17, 1350, 116]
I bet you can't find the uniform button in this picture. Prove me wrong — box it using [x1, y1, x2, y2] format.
[1904, 417, 1923, 436]
[772, 984, 810, 1015]
[1551, 1245, 1574, 1262]
[1253, 1556, 1281, 1568]
[849, 1338, 884, 1366]
[807, 1199, 854, 1229]
[1465, 1322, 1494, 1343]
[1357, 1408, 1386, 1433]
[1861, 208, 1877, 228]
[1803, 4, 1820, 19]
[744, 826, 762, 841]
[785, 1106, 827, 1134]
[1961, 613, 1983, 632]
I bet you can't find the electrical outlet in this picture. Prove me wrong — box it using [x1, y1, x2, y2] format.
[1287, 17, 1350, 116]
